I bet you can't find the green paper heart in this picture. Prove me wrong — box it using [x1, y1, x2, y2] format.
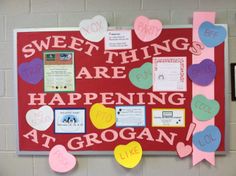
[129, 62, 152, 89]
[191, 95, 220, 121]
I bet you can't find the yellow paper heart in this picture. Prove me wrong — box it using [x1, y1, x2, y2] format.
[90, 103, 115, 129]
[114, 141, 143, 169]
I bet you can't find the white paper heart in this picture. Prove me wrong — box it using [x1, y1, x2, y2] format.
[79, 15, 108, 42]
[26, 105, 54, 131]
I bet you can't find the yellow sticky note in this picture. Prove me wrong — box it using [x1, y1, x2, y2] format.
[90, 103, 115, 129]
[114, 141, 143, 169]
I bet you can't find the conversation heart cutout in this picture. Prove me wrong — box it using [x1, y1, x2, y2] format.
[176, 142, 192, 158]
[18, 58, 43, 85]
[134, 16, 163, 42]
[79, 15, 108, 42]
[90, 103, 115, 129]
[191, 95, 220, 121]
[188, 59, 216, 86]
[199, 21, 226, 48]
[193, 125, 221, 152]
[129, 62, 152, 89]
[49, 145, 76, 173]
[26, 105, 54, 131]
[114, 141, 142, 169]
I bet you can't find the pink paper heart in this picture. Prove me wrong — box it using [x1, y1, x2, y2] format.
[176, 142, 192, 158]
[134, 16, 163, 42]
[49, 145, 76, 173]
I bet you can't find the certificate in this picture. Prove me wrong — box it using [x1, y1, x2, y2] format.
[43, 51, 75, 92]
[54, 109, 86, 133]
[152, 108, 185, 127]
[153, 57, 187, 91]
[115, 106, 146, 127]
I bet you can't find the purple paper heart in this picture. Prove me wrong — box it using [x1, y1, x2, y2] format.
[188, 59, 216, 86]
[18, 58, 43, 85]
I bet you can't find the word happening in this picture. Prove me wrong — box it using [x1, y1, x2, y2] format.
[129, 62, 153, 89]
[188, 59, 216, 86]
[18, 58, 43, 85]
[199, 21, 226, 48]
[26, 105, 53, 131]
[79, 15, 108, 42]
[49, 145, 76, 173]
[114, 141, 142, 168]
[191, 95, 220, 121]
[193, 125, 221, 152]
[134, 16, 162, 42]
[90, 103, 115, 129]
[27, 92, 186, 106]
[23, 127, 178, 150]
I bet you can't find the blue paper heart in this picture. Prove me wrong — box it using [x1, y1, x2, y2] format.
[199, 22, 226, 48]
[193, 125, 221, 152]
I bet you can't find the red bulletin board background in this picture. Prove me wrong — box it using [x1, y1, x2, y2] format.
[15, 27, 226, 154]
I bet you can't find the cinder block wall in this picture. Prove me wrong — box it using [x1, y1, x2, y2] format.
[0, 0, 236, 175]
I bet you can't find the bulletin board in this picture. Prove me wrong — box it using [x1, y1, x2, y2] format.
[14, 25, 228, 155]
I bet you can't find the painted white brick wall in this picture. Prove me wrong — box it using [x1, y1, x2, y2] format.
[0, 0, 236, 175]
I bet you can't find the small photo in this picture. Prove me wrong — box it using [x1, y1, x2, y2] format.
[60, 53, 72, 61]
[45, 53, 56, 61]
[55, 109, 86, 134]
